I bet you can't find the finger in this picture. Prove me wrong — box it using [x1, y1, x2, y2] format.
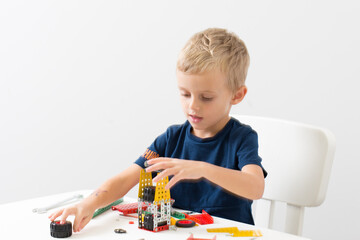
[152, 168, 175, 182]
[145, 163, 163, 172]
[165, 175, 181, 190]
[146, 157, 173, 167]
[146, 157, 164, 165]
[78, 216, 92, 232]
[146, 161, 172, 173]
[73, 214, 82, 232]
[48, 209, 64, 221]
[144, 159, 164, 168]
[60, 208, 75, 224]
[48, 211, 56, 220]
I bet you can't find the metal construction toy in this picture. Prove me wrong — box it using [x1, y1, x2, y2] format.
[137, 169, 172, 232]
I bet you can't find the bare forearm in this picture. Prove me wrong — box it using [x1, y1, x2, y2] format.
[49, 164, 142, 233]
[146, 158, 264, 199]
[202, 162, 264, 200]
[82, 164, 141, 209]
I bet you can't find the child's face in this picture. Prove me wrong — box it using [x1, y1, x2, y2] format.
[177, 69, 235, 139]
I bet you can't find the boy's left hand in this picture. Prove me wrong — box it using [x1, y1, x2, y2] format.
[145, 158, 206, 189]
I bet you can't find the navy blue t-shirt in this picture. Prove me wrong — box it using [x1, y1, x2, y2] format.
[134, 117, 267, 225]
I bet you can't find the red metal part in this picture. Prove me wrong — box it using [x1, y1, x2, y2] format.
[138, 224, 169, 232]
[155, 225, 169, 232]
[111, 202, 147, 215]
[187, 233, 216, 240]
[184, 210, 214, 225]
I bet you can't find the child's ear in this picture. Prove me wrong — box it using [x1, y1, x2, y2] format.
[231, 86, 247, 105]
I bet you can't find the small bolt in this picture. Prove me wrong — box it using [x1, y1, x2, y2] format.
[114, 228, 127, 234]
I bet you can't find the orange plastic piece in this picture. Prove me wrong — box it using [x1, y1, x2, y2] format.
[187, 233, 216, 240]
[184, 210, 214, 225]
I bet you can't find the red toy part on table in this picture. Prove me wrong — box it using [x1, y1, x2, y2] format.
[111, 202, 147, 215]
[184, 210, 214, 225]
[187, 233, 216, 240]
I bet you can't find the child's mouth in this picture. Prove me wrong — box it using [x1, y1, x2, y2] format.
[189, 114, 203, 123]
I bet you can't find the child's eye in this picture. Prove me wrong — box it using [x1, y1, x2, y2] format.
[181, 93, 190, 97]
[202, 96, 213, 101]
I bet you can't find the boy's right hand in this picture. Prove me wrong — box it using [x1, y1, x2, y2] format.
[48, 202, 96, 232]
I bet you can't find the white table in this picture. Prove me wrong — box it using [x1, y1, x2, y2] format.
[0, 190, 311, 240]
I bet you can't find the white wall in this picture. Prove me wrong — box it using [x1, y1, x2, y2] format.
[1, 1, 359, 239]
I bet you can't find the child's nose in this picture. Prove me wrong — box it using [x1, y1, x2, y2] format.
[189, 98, 200, 111]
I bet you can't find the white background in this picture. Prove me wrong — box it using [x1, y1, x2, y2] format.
[1, 1, 359, 239]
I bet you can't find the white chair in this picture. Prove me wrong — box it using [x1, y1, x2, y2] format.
[231, 115, 336, 236]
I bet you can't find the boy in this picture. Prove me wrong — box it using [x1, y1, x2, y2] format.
[49, 28, 267, 232]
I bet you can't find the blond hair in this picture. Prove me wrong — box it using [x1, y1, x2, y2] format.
[177, 28, 250, 93]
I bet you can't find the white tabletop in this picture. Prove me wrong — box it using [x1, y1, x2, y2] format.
[0, 190, 310, 240]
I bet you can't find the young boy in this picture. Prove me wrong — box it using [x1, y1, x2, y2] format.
[49, 28, 267, 232]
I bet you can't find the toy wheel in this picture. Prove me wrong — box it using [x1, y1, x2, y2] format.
[175, 219, 196, 228]
[50, 221, 72, 238]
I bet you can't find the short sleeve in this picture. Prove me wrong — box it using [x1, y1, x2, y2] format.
[237, 131, 267, 178]
[134, 130, 168, 169]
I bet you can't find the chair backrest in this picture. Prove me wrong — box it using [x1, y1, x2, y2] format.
[231, 115, 336, 236]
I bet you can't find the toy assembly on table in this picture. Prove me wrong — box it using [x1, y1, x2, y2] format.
[49, 169, 262, 239]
